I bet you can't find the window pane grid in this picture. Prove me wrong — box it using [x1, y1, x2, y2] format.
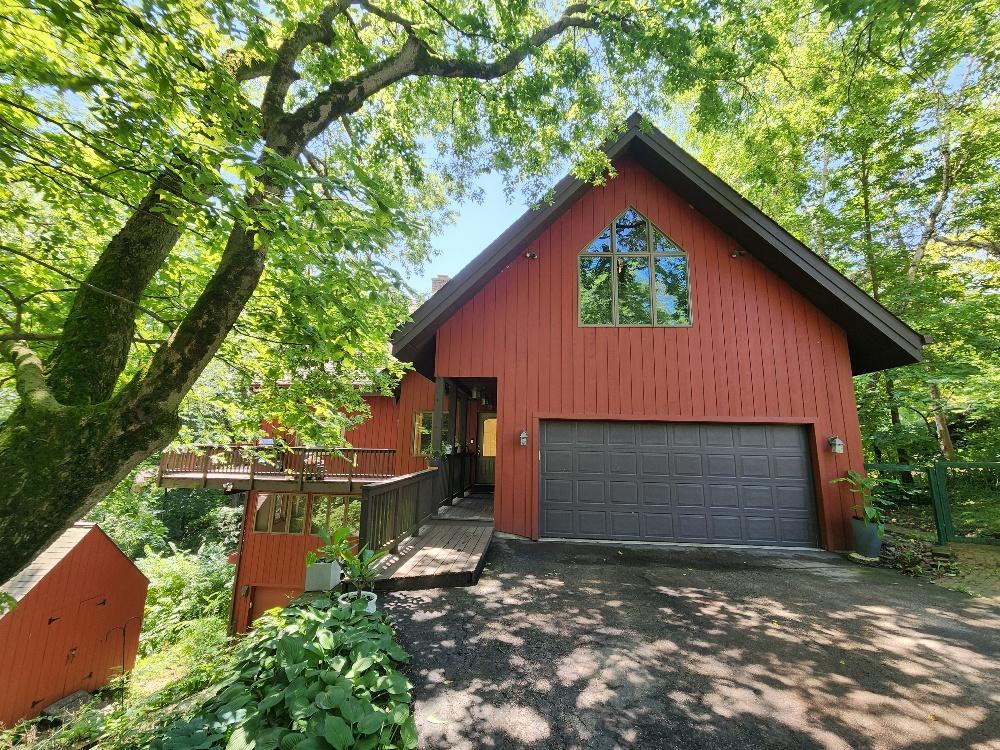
[578, 207, 690, 327]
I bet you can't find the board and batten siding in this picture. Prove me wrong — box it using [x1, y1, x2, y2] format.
[433, 158, 864, 550]
[231, 372, 437, 632]
[0, 526, 147, 726]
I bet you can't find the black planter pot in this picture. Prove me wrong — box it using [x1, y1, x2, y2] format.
[851, 517, 882, 558]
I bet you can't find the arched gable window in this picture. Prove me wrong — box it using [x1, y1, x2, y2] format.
[578, 207, 691, 327]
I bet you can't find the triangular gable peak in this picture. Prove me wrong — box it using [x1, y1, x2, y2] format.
[393, 114, 923, 376]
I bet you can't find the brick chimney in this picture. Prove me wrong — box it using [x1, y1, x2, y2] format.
[431, 274, 451, 294]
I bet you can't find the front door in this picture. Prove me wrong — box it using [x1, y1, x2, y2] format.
[477, 412, 497, 485]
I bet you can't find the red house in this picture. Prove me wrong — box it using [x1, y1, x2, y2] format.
[0, 523, 147, 727]
[161, 116, 923, 631]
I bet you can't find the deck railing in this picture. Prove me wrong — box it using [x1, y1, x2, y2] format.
[359, 468, 439, 552]
[441, 453, 476, 502]
[158, 445, 396, 488]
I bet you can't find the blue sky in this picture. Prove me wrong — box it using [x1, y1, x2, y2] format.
[407, 171, 528, 294]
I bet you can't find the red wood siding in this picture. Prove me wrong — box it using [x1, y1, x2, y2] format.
[0, 527, 147, 727]
[433, 158, 864, 550]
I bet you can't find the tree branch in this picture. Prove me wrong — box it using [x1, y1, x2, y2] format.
[0, 341, 61, 411]
[286, 2, 598, 147]
[0, 244, 171, 325]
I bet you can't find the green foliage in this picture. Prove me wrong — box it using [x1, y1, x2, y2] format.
[339, 548, 389, 599]
[0, 591, 14, 616]
[136, 544, 234, 657]
[833, 470, 896, 538]
[86, 470, 169, 560]
[149, 600, 416, 750]
[87, 463, 243, 559]
[688, 0, 1000, 465]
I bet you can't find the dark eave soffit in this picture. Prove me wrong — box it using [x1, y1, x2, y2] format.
[393, 116, 924, 377]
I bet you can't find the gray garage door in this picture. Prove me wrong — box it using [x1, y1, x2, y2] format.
[540, 421, 818, 547]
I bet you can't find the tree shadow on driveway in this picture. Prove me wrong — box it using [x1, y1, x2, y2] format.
[382, 539, 999, 750]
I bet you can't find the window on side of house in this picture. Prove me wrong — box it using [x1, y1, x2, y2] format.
[253, 493, 307, 534]
[578, 207, 691, 327]
[413, 411, 452, 456]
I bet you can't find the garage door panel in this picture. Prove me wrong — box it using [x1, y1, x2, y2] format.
[577, 511, 607, 536]
[739, 454, 771, 478]
[576, 451, 605, 473]
[577, 480, 605, 503]
[742, 485, 774, 509]
[675, 483, 705, 507]
[544, 450, 574, 473]
[677, 514, 709, 540]
[610, 452, 638, 475]
[543, 509, 575, 535]
[705, 424, 736, 447]
[543, 479, 573, 503]
[746, 516, 779, 542]
[643, 513, 675, 539]
[708, 484, 739, 508]
[609, 481, 638, 504]
[775, 485, 812, 510]
[774, 455, 809, 479]
[541, 420, 818, 548]
[780, 518, 815, 544]
[577, 422, 605, 444]
[673, 453, 703, 476]
[611, 512, 640, 536]
[770, 424, 807, 449]
[706, 454, 737, 477]
[544, 421, 575, 445]
[639, 423, 668, 445]
[710, 515, 742, 541]
[608, 423, 637, 445]
[670, 423, 701, 446]
[737, 424, 769, 448]
[641, 453, 670, 475]
[641, 482, 671, 505]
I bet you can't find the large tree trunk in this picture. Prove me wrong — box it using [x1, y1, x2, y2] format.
[0, 400, 179, 582]
[45, 174, 183, 406]
[0, 218, 265, 582]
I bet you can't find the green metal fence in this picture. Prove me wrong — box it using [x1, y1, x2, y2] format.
[864, 461, 1000, 546]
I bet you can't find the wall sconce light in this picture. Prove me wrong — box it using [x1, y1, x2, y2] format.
[827, 436, 845, 454]
[730, 248, 747, 258]
[524, 252, 538, 259]
[518, 430, 528, 446]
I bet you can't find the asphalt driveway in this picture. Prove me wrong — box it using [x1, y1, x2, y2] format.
[382, 538, 1000, 750]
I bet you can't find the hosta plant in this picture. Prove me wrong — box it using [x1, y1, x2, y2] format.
[151, 599, 417, 750]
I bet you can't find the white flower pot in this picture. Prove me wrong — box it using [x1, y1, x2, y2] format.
[338, 590, 377, 614]
[304, 561, 342, 592]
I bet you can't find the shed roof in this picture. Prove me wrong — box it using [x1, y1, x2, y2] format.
[393, 114, 924, 377]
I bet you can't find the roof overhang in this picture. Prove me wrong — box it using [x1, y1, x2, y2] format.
[393, 114, 924, 378]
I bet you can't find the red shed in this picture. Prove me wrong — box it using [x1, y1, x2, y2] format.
[0, 522, 148, 727]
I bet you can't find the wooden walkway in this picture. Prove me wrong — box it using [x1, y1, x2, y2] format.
[374, 495, 494, 592]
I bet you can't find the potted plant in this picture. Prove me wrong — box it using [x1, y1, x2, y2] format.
[303, 527, 351, 592]
[337, 546, 388, 613]
[833, 470, 894, 558]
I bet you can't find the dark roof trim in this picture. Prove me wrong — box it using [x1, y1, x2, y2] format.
[394, 114, 923, 376]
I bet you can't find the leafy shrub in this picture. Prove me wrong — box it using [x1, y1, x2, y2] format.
[150, 600, 418, 750]
[137, 544, 234, 656]
[88, 472, 169, 559]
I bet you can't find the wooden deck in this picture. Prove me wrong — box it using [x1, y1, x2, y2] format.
[158, 471, 366, 493]
[374, 494, 495, 592]
[435, 492, 494, 522]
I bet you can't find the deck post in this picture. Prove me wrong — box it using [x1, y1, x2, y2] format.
[200, 448, 211, 488]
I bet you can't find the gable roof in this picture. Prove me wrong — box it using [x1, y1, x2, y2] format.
[1, 522, 145, 606]
[393, 114, 924, 377]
